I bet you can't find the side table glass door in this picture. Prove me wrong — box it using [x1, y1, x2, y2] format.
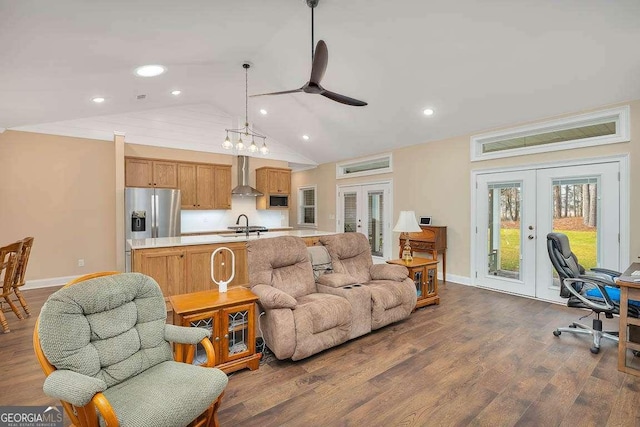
[223, 302, 255, 363]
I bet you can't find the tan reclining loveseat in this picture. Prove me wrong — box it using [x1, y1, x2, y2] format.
[247, 233, 416, 361]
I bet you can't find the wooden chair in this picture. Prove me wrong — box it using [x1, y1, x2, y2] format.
[34, 271, 228, 427]
[0, 240, 24, 333]
[12, 236, 34, 317]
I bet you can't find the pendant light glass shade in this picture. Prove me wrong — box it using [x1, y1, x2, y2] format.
[236, 137, 245, 151]
[222, 134, 233, 150]
[260, 141, 269, 155]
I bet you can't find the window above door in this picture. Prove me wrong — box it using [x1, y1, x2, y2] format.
[471, 105, 630, 162]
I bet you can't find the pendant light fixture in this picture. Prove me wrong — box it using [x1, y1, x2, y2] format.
[223, 63, 269, 155]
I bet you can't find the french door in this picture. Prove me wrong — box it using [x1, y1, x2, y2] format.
[473, 161, 621, 302]
[337, 182, 392, 261]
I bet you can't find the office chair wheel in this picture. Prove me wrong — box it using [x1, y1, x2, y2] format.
[590, 346, 600, 354]
[569, 324, 577, 328]
[553, 330, 561, 336]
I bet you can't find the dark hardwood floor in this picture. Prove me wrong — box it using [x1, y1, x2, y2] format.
[4, 282, 640, 426]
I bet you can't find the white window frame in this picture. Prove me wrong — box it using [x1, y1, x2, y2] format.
[298, 185, 317, 228]
[336, 152, 393, 179]
[470, 105, 630, 162]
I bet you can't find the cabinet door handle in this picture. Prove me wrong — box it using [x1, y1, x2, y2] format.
[214, 336, 220, 342]
[224, 334, 229, 339]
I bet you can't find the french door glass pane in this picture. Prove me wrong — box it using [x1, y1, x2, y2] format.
[367, 191, 384, 257]
[487, 182, 521, 279]
[550, 177, 599, 284]
[343, 192, 357, 232]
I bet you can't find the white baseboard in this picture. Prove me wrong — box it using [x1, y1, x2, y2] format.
[443, 273, 472, 286]
[24, 275, 80, 290]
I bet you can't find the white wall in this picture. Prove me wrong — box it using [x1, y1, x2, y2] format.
[181, 198, 289, 233]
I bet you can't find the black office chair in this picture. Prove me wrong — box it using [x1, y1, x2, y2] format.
[546, 232, 626, 354]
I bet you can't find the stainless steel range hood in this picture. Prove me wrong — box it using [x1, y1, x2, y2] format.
[231, 155, 263, 196]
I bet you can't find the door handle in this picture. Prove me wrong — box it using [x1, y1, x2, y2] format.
[528, 235, 534, 240]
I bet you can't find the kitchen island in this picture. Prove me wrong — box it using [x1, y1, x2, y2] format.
[128, 229, 336, 298]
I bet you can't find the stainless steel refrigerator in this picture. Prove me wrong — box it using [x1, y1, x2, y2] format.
[125, 188, 181, 272]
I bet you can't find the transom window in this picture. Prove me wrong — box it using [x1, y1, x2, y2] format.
[471, 106, 630, 161]
[336, 153, 393, 179]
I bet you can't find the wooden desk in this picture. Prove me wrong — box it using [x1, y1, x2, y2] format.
[169, 287, 261, 374]
[617, 262, 640, 375]
[387, 257, 440, 308]
[399, 225, 447, 283]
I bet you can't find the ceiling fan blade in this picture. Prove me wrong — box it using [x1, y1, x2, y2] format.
[321, 90, 368, 106]
[309, 40, 328, 85]
[250, 88, 303, 97]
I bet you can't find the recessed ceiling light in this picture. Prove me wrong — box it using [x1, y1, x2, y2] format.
[171, 90, 182, 96]
[302, 135, 310, 141]
[135, 65, 166, 77]
[92, 97, 105, 103]
[259, 109, 267, 115]
[423, 108, 435, 116]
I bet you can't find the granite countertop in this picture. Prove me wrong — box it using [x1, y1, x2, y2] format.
[128, 229, 336, 250]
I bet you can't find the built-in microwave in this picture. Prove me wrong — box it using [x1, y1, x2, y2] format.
[269, 195, 289, 208]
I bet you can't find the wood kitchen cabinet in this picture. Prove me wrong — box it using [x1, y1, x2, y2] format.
[170, 287, 260, 374]
[178, 163, 231, 210]
[255, 166, 291, 210]
[178, 163, 213, 209]
[131, 247, 186, 298]
[213, 165, 232, 209]
[256, 167, 291, 194]
[132, 242, 248, 298]
[125, 157, 178, 188]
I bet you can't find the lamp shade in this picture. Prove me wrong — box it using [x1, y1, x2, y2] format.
[393, 211, 422, 233]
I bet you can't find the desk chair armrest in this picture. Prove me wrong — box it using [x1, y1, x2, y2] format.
[164, 324, 211, 345]
[590, 268, 622, 280]
[563, 278, 616, 312]
[579, 274, 617, 288]
[43, 370, 107, 407]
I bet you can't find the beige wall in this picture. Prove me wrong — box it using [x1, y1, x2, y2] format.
[0, 133, 289, 283]
[0, 131, 117, 281]
[291, 100, 640, 280]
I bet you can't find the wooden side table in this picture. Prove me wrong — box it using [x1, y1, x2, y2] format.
[387, 257, 440, 308]
[616, 263, 640, 376]
[169, 286, 261, 374]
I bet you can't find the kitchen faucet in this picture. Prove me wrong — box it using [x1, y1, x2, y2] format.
[236, 214, 249, 238]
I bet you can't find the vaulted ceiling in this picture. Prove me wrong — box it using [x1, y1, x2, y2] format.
[2, 0, 639, 167]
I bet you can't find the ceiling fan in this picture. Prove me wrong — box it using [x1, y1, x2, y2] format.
[250, 0, 367, 107]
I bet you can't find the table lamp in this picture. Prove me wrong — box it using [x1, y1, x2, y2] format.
[210, 247, 235, 293]
[393, 211, 422, 263]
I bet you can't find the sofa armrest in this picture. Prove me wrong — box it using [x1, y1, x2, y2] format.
[164, 324, 211, 345]
[370, 264, 408, 281]
[43, 370, 107, 407]
[252, 284, 297, 309]
[317, 273, 359, 288]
